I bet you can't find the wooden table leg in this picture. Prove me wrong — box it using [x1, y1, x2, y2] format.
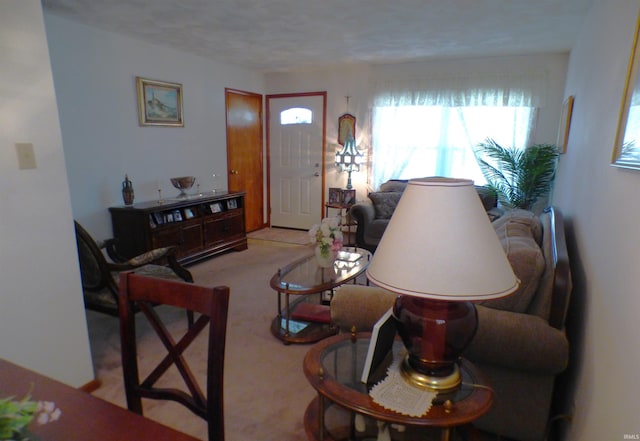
[318, 394, 325, 441]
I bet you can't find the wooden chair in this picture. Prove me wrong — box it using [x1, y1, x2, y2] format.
[118, 272, 230, 441]
[74, 220, 193, 316]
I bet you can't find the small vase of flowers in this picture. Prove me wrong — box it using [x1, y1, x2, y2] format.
[0, 391, 61, 440]
[309, 217, 344, 267]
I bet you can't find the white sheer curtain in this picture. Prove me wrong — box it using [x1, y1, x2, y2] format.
[370, 71, 544, 189]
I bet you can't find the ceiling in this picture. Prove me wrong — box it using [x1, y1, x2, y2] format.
[41, 0, 593, 73]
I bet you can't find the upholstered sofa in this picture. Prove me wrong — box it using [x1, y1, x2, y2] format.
[331, 207, 572, 441]
[350, 179, 502, 251]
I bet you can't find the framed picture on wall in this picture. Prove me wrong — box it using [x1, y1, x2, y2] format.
[557, 95, 574, 154]
[338, 113, 356, 146]
[136, 77, 184, 127]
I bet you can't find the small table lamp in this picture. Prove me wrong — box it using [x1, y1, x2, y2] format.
[366, 177, 519, 392]
[335, 134, 363, 189]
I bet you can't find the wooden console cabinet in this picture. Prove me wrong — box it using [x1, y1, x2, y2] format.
[109, 191, 248, 265]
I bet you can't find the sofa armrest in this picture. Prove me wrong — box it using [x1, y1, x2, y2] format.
[349, 200, 376, 249]
[350, 199, 375, 225]
[331, 285, 396, 333]
[465, 304, 569, 375]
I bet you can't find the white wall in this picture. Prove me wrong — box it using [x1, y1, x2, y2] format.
[265, 54, 568, 201]
[554, 0, 640, 439]
[0, 0, 93, 387]
[44, 14, 265, 239]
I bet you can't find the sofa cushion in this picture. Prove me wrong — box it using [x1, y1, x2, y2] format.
[481, 211, 545, 313]
[368, 192, 403, 219]
[493, 209, 543, 245]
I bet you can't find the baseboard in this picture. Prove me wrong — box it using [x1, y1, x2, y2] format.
[79, 378, 101, 393]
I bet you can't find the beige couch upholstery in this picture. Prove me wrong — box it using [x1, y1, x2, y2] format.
[330, 207, 572, 441]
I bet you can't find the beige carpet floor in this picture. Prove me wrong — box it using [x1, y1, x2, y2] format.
[86, 232, 507, 441]
[247, 227, 310, 245]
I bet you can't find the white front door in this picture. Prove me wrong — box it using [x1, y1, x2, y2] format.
[268, 93, 325, 230]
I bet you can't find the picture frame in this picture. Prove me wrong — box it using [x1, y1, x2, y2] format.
[328, 187, 343, 204]
[210, 203, 222, 213]
[557, 95, 574, 154]
[338, 113, 356, 146]
[612, 13, 640, 169]
[227, 199, 238, 210]
[172, 210, 183, 222]
[342, 189, 356, 206]
[184, 208, 195, 219]
[152, 212, 164, 225]
[136, 77, 184, 127]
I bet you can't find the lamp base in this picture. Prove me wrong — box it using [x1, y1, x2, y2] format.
[399, 355, 461, 392]
[393, 296, 478, 393]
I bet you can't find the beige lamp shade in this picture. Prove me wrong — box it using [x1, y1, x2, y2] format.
[366, 177, 519, 301]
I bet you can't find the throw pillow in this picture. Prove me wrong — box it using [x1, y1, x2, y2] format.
[481, 217, 545, 313]
[492, 209, 543, 245]
[379, 179, 409, 192]
[368, 192, 403, 219]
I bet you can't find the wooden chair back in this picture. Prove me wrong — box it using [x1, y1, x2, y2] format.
[118, 272, 230, 441]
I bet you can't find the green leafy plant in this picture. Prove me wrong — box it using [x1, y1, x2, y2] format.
[473, 138, 559, 211]
[0, 391, 61, 440]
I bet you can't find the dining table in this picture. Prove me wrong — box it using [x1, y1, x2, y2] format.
[0, 358, 200, 440]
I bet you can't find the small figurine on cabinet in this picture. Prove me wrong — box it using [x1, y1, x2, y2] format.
[122, 174, 134, 205]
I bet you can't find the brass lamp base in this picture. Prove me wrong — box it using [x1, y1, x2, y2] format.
[399, 355, 462, 392]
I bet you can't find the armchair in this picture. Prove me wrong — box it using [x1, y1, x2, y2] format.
[74, 220, 193, 316]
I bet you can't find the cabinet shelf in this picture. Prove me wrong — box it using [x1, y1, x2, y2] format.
[110, 192, 247, 265]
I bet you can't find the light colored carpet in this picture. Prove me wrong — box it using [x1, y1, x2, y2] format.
[87, 237, 317, 441]
[247, 227, 310, 245]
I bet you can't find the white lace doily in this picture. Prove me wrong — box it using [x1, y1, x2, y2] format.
[369, 350, 437, 417]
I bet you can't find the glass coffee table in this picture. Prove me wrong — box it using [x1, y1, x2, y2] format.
[270, 247, 371, 344]
[303, 333, 494, 441]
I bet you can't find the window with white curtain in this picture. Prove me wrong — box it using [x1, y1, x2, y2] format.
[370, 71, 545, 189]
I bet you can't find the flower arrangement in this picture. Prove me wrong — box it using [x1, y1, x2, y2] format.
[0, 391, 61, 440]
[309, 217, 344, 258]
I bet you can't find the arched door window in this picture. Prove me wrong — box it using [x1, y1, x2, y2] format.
[280, 107, 312, 125]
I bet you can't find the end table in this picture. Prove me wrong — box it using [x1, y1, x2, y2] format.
[325, 202, 357, 246]
[303, 333, 494, 441]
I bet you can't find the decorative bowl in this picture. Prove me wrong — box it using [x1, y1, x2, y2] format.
[170, 176, 196, 197]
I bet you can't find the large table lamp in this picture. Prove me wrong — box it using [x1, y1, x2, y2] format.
[366, 177, 520, 392]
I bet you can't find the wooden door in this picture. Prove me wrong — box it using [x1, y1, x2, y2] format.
[226, 88, 264, 232]
[267, 92, 326, 229]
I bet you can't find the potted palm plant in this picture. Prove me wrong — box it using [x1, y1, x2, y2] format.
[473, 138, 559, 211]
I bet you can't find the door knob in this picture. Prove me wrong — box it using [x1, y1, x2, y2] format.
[314, 172, 320, 177]
[230, 169, 239, 175]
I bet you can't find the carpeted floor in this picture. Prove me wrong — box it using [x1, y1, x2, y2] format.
[86, 233, 510, 441]
[247, 227, 310, 245]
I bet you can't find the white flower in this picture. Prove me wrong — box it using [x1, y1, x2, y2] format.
[37, 412, 50, 425]
[50, 408, 62, 422]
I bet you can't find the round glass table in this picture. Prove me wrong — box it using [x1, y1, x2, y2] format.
[270, 247, 371, 344]
[303, 333, 494, 441]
